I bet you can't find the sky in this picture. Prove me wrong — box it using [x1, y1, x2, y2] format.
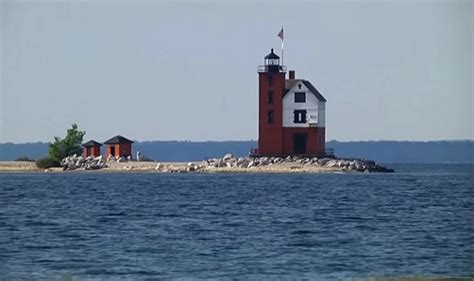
[1, 0, 472, 143]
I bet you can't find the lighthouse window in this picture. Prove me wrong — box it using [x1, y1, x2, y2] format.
[295, 92, 306, 103]
[293, 110, 307, 123]
[268, 59, 279, 65]
[267, 110, 274, 124]
[267, 91, 273, 104]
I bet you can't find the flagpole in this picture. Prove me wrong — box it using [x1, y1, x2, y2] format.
[281, 25, 284, 67]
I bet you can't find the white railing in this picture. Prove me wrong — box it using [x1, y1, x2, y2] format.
[257, 65, 287, 73]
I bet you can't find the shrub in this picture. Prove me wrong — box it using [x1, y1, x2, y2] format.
[15, 156, 35, 162]
[36, 157, 60, 169]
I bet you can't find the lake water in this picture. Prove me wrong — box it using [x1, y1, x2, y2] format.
[1, 165, 473, 280]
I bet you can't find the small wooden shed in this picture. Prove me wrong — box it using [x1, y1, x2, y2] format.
[82, 140, 102, 157]
[104, 135, 134, 159]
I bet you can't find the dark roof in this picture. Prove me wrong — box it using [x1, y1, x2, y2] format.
[264, 48, 280, 59]
[284, 79, 327, 102]
[82, 140, 102, 147]
[104, 135, 134, 144]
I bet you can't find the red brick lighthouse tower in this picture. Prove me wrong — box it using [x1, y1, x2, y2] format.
[257, 49, 327, 156]
[258, 49, 286, 156]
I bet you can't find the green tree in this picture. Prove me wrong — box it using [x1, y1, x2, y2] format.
[49, 124, 86, 161]
[36, 124, 86, 169]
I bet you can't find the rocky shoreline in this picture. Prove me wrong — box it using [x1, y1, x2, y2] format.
[42, 153, 393, 173]
[0, 154, 394, 173]
[201, 154, 394, 173]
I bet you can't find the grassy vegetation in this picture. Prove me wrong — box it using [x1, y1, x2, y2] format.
[35, 157, 60, 169]
[14, 156, 35, 162]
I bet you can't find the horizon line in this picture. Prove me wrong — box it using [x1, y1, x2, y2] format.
[1, 139, 473, 145]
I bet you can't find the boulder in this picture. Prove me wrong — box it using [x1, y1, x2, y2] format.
[273, 157, 283, 164]
[155, 163, 164, 171]
[237, 158, 250, 168]
[317, 158, 330, 166]
[223, 154, 234, 161]
[259, 157, 270, 166]
[325, 160, 338, 168]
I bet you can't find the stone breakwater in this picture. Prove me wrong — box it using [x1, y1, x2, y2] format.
[52, 154, 394, 173]
[200, 154, 394, 173]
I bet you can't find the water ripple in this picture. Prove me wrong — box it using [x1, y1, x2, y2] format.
[0, 167, 473, 279]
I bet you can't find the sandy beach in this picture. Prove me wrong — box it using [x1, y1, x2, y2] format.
[0, 161, 40, 172]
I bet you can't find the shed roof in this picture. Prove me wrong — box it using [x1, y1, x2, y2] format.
[285, 79, 327, 102]
[82, 140, 102, 147]
[104, 135, 134, 144]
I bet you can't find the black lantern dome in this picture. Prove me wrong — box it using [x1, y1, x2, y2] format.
[263, 49, 282, 73]
[257, 48, 286, 73]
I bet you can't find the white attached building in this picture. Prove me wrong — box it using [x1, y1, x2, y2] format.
[283, 79, 326, 128]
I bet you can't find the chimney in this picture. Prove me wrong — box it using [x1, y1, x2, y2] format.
[289, 70, 295, 79]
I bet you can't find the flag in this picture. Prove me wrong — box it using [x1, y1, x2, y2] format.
[277, 27, 284, 41]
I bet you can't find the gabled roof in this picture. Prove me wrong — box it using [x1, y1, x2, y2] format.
[104, 135, 134, 144]
[82, 140, 102, 147]
[284, 79, 327, 102]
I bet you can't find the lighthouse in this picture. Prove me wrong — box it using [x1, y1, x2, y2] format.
[257, 49, 327, 156]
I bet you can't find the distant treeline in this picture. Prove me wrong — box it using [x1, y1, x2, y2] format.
[0, 140, 473, 164]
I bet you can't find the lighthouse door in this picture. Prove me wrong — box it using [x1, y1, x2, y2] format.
[293, 133, 307, 154]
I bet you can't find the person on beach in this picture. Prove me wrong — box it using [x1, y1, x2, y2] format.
[136, 150, 141, 161]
